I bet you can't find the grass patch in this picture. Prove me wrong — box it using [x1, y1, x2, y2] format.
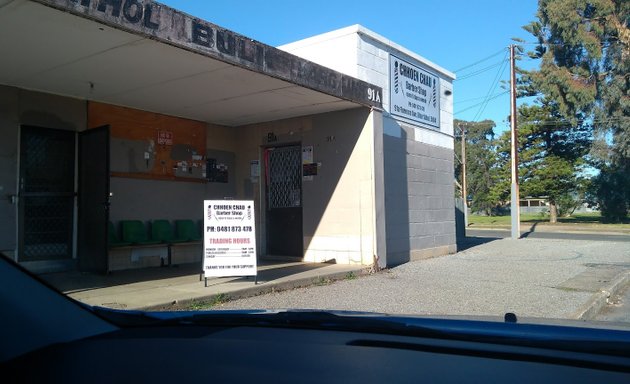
[313, 277, 332, 286]
[188, 293, 230, 310]
[469, 212, 630, 228]
[469, 214, 545, 226]
[345, 271, 357, 280]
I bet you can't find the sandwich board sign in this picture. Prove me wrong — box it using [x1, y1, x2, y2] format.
[203, 200, 257, 282]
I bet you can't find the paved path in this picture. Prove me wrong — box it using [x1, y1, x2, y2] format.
[42, 261, 366, 310]
[219, 238, 630, 321]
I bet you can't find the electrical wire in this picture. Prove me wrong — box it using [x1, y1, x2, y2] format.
[455, 94, 501, 105]
[456, 59, 510, 81]
[453, 48, 506, 73]
[522, 116, 629, 127]
[454, 91, 509, 115]
[471, 50, 510, 122]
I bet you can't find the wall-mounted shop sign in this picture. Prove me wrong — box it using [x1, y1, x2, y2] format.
[390, 55, 440, 129]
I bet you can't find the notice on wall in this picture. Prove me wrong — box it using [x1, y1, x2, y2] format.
[250, 160, 260, 182]
[302, 146, 314, 181]
[389, 55, 440, 129]
[203, 200, 257, 277]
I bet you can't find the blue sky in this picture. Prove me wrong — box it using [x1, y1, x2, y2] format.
[161, 0, 541, 134]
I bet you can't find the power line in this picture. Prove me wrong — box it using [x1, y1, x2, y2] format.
[455, 59, 509, 81]
[522, 116, 630, 127]
[455, 92, 508, 105]
[454, 91, 509, 115]
[454, 48, 506, 73]
[472, 50, 510, 122]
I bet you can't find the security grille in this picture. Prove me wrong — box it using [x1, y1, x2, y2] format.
[22, 196, 73, 260]
[21, 128, 75, 193]
[267, 146, 302, 209]
[19, 126, 75, 262]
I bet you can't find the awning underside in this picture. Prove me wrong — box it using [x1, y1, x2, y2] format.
[0, 0, 360, 126]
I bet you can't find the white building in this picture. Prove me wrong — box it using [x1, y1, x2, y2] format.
[281, 25, 457, 264]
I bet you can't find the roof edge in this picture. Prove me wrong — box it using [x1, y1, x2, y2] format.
[280, 24, 455, 80]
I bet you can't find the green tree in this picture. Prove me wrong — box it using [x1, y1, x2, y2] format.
[588, 161, 630, 221]
[454, 119, 502, 215]
[522, 0, 630, 220]
[496, 102, 591, 223]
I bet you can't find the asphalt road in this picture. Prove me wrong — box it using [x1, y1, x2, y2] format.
[595, 282, 630, 323]
[467, 229, 630, 242]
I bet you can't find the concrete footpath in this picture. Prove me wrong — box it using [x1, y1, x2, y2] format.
[41, 260, 368, 311]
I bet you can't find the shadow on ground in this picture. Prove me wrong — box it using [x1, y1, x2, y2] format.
[520, 222, 539, 238]
[457, 236, 501, 251]
[40, 260, 330, 294]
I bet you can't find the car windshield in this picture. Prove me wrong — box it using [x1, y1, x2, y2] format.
[1, 0, 629, 332]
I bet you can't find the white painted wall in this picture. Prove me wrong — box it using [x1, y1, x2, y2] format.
[279, 25, 456, 150]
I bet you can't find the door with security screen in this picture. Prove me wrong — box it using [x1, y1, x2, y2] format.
[18, 126, 75, 263]
[265, 145, 303, 257]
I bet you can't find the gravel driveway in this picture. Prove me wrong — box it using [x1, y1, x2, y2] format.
[218, 238, 630, 319]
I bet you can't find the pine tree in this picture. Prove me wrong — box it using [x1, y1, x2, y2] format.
[522, 0, 629, 220]
[495, 102, 591, 223]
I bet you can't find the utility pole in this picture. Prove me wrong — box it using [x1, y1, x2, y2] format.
[509, 44, 521, 239]
[460, 123, 468, 227]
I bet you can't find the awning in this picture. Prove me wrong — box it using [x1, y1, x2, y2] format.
[0, 0, 383, 126]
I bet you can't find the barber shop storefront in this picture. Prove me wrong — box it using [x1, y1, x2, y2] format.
[0, 0, 456, 274]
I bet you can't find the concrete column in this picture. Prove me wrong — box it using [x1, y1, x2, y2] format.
[370, 109, 387, 268]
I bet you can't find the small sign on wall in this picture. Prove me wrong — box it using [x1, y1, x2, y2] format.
[302, 145, 314, 181]
[302, 146, 313, 163]
[303, 163, 318, 177]
[250, 160, 260, 182]
[157, 130, 173, 145]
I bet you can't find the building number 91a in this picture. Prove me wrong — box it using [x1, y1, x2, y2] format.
[367, 88, 381, 103]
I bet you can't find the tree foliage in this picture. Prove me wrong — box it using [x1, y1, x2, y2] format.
[492, 102, 591, 222]
[454, 119, 501, 215]
[522, 0, 629, 221]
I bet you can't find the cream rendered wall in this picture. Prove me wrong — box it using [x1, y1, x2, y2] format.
[206, 123, 237, 152]
[302, 109, 378, 265]
[233, 108, 378, 265]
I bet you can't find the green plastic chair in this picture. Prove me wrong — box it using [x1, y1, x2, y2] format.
[120, 220, 161, 245]
[108, 221, 132, 247]
[151, 220, 188, 244]
[175, 220, 202, 242]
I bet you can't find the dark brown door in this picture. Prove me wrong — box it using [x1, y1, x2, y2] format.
[265, 145, 303, 257]
[77, 126, 110, 273]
